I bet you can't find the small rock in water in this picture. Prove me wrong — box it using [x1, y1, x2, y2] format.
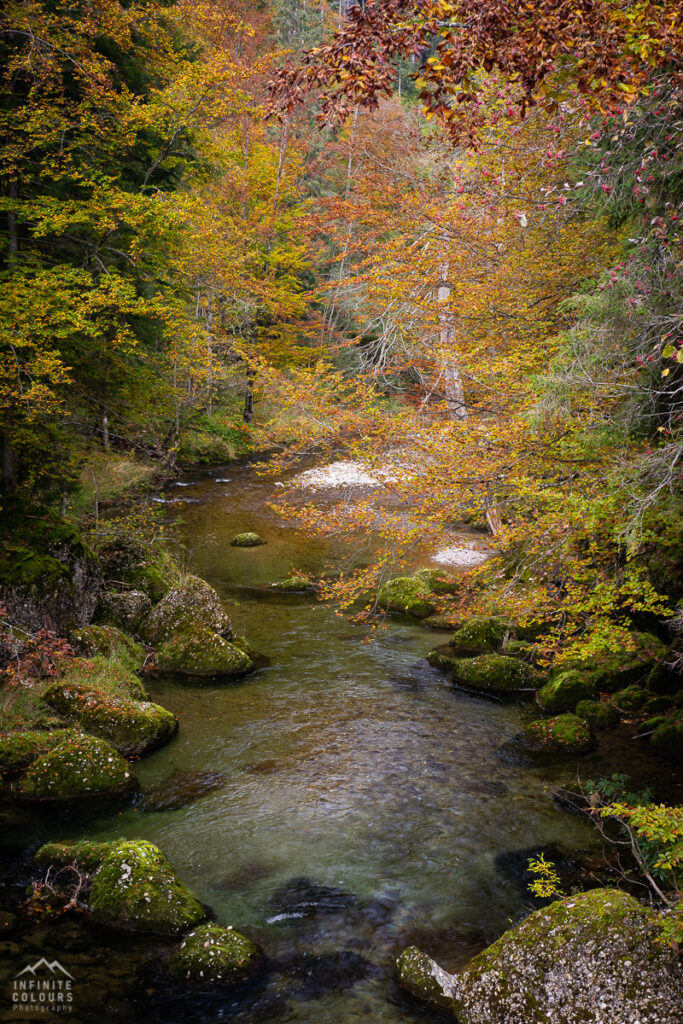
[267, 877, 357, 920]
[137, 769, 227, 812]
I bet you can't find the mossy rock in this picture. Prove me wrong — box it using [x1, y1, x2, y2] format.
[413, 568, 460, 596]
[503, 638, 538, 660]
[642, 694, 674, 715]
[650, 715, 683, 761]
[88, 840, 208, 935]
[378, 576, 436, 619]
[42, 682, 178, 757]
[563, 632, 668, 691]
[397, 889, 683, 1023]
[231, 533, 265, 548]
[426, 644, 460, 672]
[537, 671, 596, 714]
[156, 626, 253, 678]
[57, 654, 147, 700]
[172, 924, 263, 985]
[97, 536, 176, 602]
[450, 616, 510, 656]
[69, 625, 146, 672]
[35, 840, 117, 872]
[142, 576, 232, 646]
[0, 729, 78, 778]
[96, 536, 148, 583]
[524, 714, 594, 754]
[647, 659, 681, 695]
[612, 685, 650, 714]
[270, 575, 316, 593]
[18, 734, 136, 801]
[0, 500, 102, 634]
[452, 654, 538, 696]
[574, 699, 619, 730]
[422, 613, 464, 631]
[95, 589, 153, 635]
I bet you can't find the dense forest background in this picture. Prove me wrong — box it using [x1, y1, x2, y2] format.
[1, 0, 682, 665]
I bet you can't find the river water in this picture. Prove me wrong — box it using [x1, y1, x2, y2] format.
[4, 460, 677, 1024]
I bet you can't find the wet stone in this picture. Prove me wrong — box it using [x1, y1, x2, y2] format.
[274, 951, 375, 1000]
[267, 878, 357, 921]
[137, 769, 228, 812]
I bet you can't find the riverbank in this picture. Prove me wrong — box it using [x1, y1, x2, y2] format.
[0, 457, 681, 1023]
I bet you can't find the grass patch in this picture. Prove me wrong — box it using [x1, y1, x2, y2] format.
[66, 451, 162, 524]
[0, 654, 146, 733]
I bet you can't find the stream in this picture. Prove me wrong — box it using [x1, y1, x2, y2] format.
[3, 459, 679, 1024]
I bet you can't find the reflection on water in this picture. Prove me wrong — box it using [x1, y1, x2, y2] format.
[2, 461, 663, 1024]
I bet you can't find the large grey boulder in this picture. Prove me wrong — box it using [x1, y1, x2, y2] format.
[397, 889, 683, 1024]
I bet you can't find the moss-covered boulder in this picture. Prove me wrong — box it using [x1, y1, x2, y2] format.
[35, 840, 116, 872]
[69, 625, 146, 671]
[97, 536, 177, 602]
[270, 575, 316, 593]
[0, 729, 78, 778]
[452, 654, 538, 696]
[0, 500, 103, 635]
[231, 532, 265, 548]
[412, 568, 460, 596]
[537, 671, 596, 714]
[42, 682, 178, 757]
[156, 626, 253, 678]
[96, 589, 153, 634]
[574, 699, 620, 729]
[142, 576, 232, 646]
[612, 685, 650, 713]
[396, 889, 683, 1024]
[18, 734, 136, 801]
[426, 645, 460, 672]
[647, 659, 681, 695]
[423, 613, 464, 631]
[650, 715, 683, 761]
[88, 840, 208, 935]
[565, 632, 668, 691]
[524, 714, 594, 754]
[378, 576, 436, 619]
[450, 616, 510, 656]
[172, 924, 263, 985]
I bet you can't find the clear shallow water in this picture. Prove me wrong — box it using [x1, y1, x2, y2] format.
[6, 460, 675, 1024]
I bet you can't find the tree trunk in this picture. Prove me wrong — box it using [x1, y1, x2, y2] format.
[243, 364, 255, 423]
[438, 258, 467, 420]
[1, 434, 17, 493]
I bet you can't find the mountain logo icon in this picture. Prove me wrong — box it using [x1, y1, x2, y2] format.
[14, 959, 75, 981]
